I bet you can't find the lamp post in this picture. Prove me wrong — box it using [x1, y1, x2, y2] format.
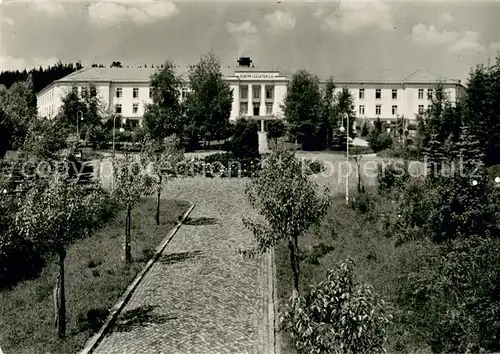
[111, 115, 125, 191]
[76, 110, 83, 144]
[112, 116, 126, 157]
[112, 114, 118, 157]
[339, 112, 349, 204]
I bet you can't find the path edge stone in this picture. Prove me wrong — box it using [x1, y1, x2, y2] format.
[78, 203, 196, 354]
[268, 248, 277, 354]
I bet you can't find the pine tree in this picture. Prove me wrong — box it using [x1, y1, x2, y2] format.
[455, 124, 485, 178]
[423, 132, 446, 179]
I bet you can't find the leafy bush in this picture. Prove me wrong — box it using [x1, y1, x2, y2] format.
[360, 122, 370, 137]
[349, 191, 375, 215]
[267, 120, 287, 141]
[0, 233, 45, 289]
[306, 243, 334, 265]
[377, 161, 410, 194]
[230, 118, 259, 159]
[397, 237, 500, 353]
[302, 159, 326, 175]
[281, 258, 391, 354]
[77, 307, 109, 334]
[93, 192, 120, 225]
[390, 177, 438, 245]
[407, 123, 417, 131]
[426, 174, 499, 243]
[368, 131, 393, 153]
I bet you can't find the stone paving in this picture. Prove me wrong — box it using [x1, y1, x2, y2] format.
[92, 177, 272, 354]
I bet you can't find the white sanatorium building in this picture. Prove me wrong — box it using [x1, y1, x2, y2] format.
[36, 57, 465, 132]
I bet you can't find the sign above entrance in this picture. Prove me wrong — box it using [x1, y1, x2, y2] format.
[235, 72, 279, 79]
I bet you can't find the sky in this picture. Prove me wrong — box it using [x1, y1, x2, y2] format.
[0, 0, 499, 83]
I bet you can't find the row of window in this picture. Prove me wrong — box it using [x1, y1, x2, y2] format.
[73, 86, 190, 100]
[358, 88, 434, 100]
[240, 86, 274, 100]
[239, 102, 273, 116]
[39, 90, 54, 106]
[115, 103, 140, 114]
[115, 87, 145, 99]
[115, 87, 189, 99]
[72, 86, 98, 97]
[358, 104, 427, 116]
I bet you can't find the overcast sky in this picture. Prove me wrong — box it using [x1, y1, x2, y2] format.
[0, 0, 499, 82]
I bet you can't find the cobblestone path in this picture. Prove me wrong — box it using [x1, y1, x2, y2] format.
[92, 178, 272, 354]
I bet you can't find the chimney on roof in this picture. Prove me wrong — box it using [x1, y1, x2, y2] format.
[237, 57, 252, 68]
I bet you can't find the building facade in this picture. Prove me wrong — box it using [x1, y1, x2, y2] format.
[36, 57, 465, 132]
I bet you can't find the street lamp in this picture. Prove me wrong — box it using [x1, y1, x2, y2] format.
[76, 110, 83, 144]
[339, 112, 349, 204]
[112, 116, 126, 157]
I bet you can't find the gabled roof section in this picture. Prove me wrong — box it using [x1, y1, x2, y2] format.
[56, 67, 156, 83]
[402, 69, 461, 84]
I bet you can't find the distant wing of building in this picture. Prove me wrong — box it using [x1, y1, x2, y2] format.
[36, 57, 465, 133]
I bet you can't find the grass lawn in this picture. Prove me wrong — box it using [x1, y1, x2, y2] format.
[0, 198, 190, 354]
[275, 193, 433, 354]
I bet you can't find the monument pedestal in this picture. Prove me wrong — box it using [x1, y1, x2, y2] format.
[258, 131, 268, 154]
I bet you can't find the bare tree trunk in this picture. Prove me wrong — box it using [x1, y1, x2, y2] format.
[293, 235, 300, 289]
[55, 247, 66, 338]
[125, 204, 132, 263]
[155, 176, 162, 226]
[356, 159, 362, 193]
[288, 236, 300, 293]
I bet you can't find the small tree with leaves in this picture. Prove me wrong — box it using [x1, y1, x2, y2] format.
[22, 114, 68, 161]
[266, 120, 287, 148]
[140, 134, 184, 225]
[14, 173, 102, 338]
[184, 52, 233, 147]
[111, 151, 154, 263]
[281, 258, 391, 354]
[243, 146, 330, 292]
[143, 60, 184, 144]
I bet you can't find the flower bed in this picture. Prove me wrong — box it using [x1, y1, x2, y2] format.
[178, 152, 261, 178]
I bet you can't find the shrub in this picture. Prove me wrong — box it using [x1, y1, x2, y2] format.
[360, 122, 370, 137]
[369, 131, 393, 153]
[426, 174, 499, 243]
[306, 243, 334, 265]
[230, 118, 259, 159]
[397, 237, 500, 353]
[281, 258, 391, 354]
[0, 234, 45, 289]
[77, 307, 110, 333]
[267, 120, 286, 142]
[349, 191, 375, 215]
[350, 146, 374, 155]
[303, 159, 325, 175]
[407, 123, 417, 131]
[377, 161, 410, 194]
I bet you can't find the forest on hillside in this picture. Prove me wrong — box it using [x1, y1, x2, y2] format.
[0, 61, 82, 93]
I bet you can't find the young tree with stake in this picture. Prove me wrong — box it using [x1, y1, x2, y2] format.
[242, 147, 330, 292]
[140, 134, 184, 225]
[14, 174, 102, 338]
[111, 151, 154, 263]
